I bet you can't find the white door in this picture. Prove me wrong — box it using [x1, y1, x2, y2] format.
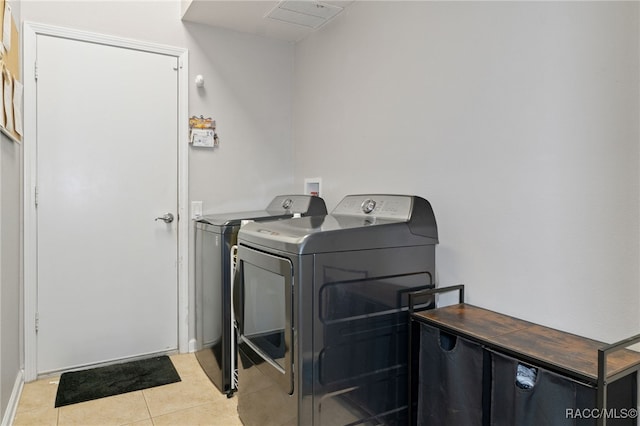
[35, 34, 179, 373]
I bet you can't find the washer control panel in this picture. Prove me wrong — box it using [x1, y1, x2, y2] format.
[332, 195, 413, 220]
[265, 195, 326, 215]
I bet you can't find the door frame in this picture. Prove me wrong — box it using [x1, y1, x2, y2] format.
[22, 22, 189, 381]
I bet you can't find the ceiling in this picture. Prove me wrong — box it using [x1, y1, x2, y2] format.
[181, 0, 354, 42]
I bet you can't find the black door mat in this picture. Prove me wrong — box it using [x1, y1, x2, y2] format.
[54, 355, 181, 407]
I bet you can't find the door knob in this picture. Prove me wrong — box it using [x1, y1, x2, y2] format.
[155, 213, 174, 223]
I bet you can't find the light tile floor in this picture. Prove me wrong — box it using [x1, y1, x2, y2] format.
[13, 353, 243, 426]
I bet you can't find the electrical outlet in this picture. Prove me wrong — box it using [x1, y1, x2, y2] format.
[192, 201, 203, 219]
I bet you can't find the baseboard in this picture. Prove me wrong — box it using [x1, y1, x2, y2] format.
[1, 369, 24, 426]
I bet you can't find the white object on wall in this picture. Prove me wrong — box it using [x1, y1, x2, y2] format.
[192, 200, 203, 219]
[304, 177, 322, 197]
[191, 128, 215, 147]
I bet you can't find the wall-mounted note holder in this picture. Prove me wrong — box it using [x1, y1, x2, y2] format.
[189, 115, 219, 148]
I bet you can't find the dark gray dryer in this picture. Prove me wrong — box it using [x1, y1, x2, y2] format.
[233, 194, 438, 425]
[194, 195, 327, 397]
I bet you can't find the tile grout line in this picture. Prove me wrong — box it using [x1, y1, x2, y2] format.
[55, 380, 60, 426]
[146, 397, 219, 422]
[141, 390, 155, 425]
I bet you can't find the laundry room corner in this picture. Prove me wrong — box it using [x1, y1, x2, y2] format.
[3, 0, 640, 424]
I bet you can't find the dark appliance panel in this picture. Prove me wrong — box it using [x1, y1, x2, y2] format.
[194, 195, 327, 397]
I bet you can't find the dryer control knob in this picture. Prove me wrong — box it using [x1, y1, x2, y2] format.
[361, 199, 376, 214]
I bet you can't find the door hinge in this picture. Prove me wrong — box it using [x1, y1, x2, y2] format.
[34, 186, 38, 207]
[34, 61, 38, 81]
[35, 313, 39, 333]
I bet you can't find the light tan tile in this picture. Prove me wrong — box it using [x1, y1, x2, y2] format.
[169, 354, 201, 375]
[151, 400, 242, 426]
[169, 353, 214, 384]
[12, 407, 59, 426]
[58, 391, 150, 426]
[142, 377, 222, 418]
[143, 353, 232, 418]
[17, 377, 60, 412]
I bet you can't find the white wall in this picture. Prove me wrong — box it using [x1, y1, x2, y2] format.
[293, 1, 640, 342]
[0, 0, 22, 420]
[0, 133, 22, 421]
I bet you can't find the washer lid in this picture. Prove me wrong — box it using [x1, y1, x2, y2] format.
[197, 210, 285, 227]
[196, 194, 327, 227]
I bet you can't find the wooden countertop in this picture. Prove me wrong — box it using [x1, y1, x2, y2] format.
[413, 303, 640, 383]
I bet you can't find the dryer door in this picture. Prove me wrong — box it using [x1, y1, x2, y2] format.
[235, 245, 294, 394]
